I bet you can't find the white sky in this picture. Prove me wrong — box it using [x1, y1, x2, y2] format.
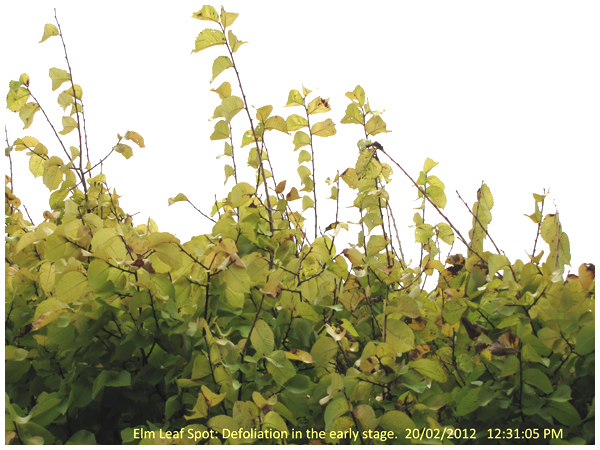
[3, 1, 598, 272]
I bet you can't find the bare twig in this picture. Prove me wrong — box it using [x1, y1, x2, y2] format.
[54, 10, 88, 198]
[379, 147, 484, 262]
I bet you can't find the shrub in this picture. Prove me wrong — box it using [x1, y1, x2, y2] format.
[5, 5, 594, 445]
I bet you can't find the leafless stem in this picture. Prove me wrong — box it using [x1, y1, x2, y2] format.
[54, 10, 88, 199]
[220, 24, 274, 241]
[379, 147, 484, 262]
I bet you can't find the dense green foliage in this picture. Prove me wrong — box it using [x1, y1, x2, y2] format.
[5, 6, 595, 445]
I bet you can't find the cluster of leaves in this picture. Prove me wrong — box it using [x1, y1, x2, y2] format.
[5, 5, 595, 445]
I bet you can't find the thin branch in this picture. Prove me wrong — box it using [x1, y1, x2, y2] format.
[54, 9, 88, 198]
[220, 23, 274, 242]
[379, 147, 484, 262]
[186, 199, 216, 223]
[456, 189, 517, 280]
[531, 189, 546, 257]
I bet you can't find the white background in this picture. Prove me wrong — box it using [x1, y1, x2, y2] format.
[3, 1, 598, 272]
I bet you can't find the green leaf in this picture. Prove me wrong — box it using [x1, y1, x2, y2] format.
[192, 29, 226, 53]
[455, 387, 481, 416]
[575, 321, 594, 355]
[192, 355, 211, 379]
[283, 375, 310, 394]
[365, 115, 391, 136]
[59, 116, 78, 135]
[168, 193, 188, 206]
[311, 119, 336, 137]
[251, 319, 275, 355]
[385, 319, 415, 353]
[409, 358, 447, 382]
[192, 6, 219, 22]
[546, 401, 581, 426]
[311, 336, 338, 367]
[210, 56, 232, 83]
[91, 370, 131, 399]
[286, 89, 304, 107]
[263, 411, 289, 434]
[40, 24, 59, 43]
[379, 410, 416, 438]
[223, 265, 251, 309]
[49, 68, 71, 91]
[324, 397, 349, 431]
[66, 430, 97, 445]
[56, 271, 88, 302]
[548, 385, 571, 403]
[523, 368, 553, 394]
[286, 114, 308, 131]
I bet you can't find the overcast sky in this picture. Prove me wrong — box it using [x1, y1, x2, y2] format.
[3, 1, 598, 272]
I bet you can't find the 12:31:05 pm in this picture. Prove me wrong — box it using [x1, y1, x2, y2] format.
[488, 428, 563, 440]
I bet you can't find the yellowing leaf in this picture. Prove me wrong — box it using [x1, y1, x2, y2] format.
[19, 103, 40, 129]
[306, 97, 331, 115]
[286, 114, 308, 131]
[229, 182, 255, 207]
[345, 85, 366, 107]
[228, 30, 247, 52]
[578, 263, 595, 290]
[40, 24, 59, 43]
[251, 319, 275, 354]
[191, 6, 219, 22]
[340, 103, 364, 125]
[210, 56, 232, 83]
[286, 187, 300, 201]
[192, 29, 226, 53]
[423, 157, 438, 173]
[49, 68, 71, 91]
[221, 95, 244, 122]
[124, 131, 145, 148]
[256, 105, 273, 122]
[275, 180, 286, 194]
[210, 120, 230, 140]
[264, 115, 288, 134]
[285, 89, 304, 107]
[310, 118, 336, 137]
[168, 193, 188, 206]
[260, 277, 281, 299]
[113, 143, 133, 159]
[59, 116, 78, 135]
[211, 81, 232, 100]
[293, 131, 310, 151]
[365, 115, 391, 136]
[7, 87, 30, 112]
[285, 349, 314, 364]
[220, 6, 239, 28]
